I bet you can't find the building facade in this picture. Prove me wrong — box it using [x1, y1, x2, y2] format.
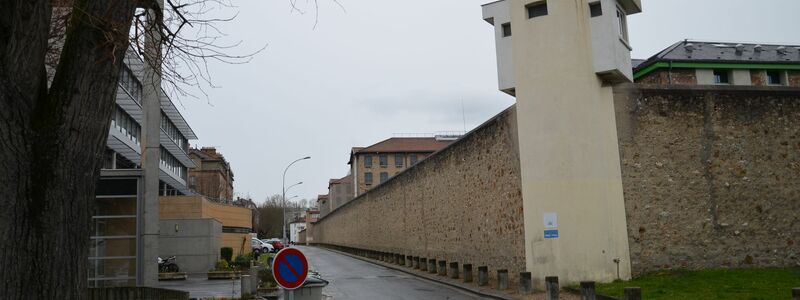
[328, 175, 353, 211]
[349, 137, 455, 196]
[188, 147, 235, 201]
[633, 40, 800, 87]
[317, 194, 331, 218]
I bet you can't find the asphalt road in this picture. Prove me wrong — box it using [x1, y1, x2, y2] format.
[297, 246, 486, 300]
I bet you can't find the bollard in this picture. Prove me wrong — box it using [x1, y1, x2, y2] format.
[580, 281, 596, 300]
[250, 267, 259, 295]
[477, 266, 489, 286]
[413, 257, 420, 269]
[420, 258, 428, 271]
[438, 260, 447, 276]
[497, 269, 508, 290]
[624, 287, 641, 300]
[545, 276, 559, 300]
[449, 262, 460, 279]
[793, 288, 800, 300]
[241, 275, 252, 297]
[463, 264, 473, 283]
[519, 272, 532, 295]
[429, 259, 438, 274]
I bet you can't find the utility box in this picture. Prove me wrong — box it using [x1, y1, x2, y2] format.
[283, 276, 329, 300]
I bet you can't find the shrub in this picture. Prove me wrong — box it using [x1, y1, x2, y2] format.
[220, 247, 233, 262]
[258, 267, 276, 288]
[215, 259, 229, 271]
[233, 254, 253, 269]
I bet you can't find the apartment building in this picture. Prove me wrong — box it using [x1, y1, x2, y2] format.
[91, 46, 198, 287]
[348, 137, 455, 196]
[633, 40, 800, 86]
[188, 147, 235, 202]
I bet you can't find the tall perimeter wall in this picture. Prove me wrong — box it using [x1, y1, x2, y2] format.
[313, 107, 526, 280]
[615, 85, 800, 275]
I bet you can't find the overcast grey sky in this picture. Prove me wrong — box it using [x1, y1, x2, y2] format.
[176, 0, 800, 205]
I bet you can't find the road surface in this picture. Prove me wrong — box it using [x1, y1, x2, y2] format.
[297, 246, 485, 300]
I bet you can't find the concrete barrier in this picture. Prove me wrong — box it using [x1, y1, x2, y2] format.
[497, 269, 508, 290]
[519, 272, 532, 294]
[477, 266, 488, 286]
[580, 281, 596, 300]
[463, 264, 473, 283]
[449, 262, 459, 279]
[545, 276, 559, 300]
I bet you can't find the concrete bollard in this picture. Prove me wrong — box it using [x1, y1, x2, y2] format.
[580, 281, 596, 300]
[545, 276, 559, 300]
[519, 272, 532, 295]
[449, 262, 460, 279]
[429, 259, 438, 274]
[463, 264, 473, 282]
[624, 287, 641, 300]
[793, 288, 800, 300]
[497, 269, 508, 290]
[477, 266, 489, 286]
[438, 260, 447, 276]
[241, 275, 252, 297]
[250, 267, 259, 294]
[420, 258, 428, 271]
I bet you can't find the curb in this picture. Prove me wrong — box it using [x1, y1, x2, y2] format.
[315, 246, 518, 300]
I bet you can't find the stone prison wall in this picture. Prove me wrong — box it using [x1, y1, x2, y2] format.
[313, 106, 527, 283]
[614, 85, 800, 276]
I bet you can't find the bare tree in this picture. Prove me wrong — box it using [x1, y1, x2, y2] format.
[0, 0, 257, 298]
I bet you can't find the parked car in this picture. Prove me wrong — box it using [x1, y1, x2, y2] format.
[251, 238, 274, 253]
[267, 240, 285, 251]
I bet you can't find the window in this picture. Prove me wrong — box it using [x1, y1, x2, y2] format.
[379, 154, 388, 167]
[395, 154, 404, 168]
[364, 155, 373, 168]
[364, 172, 373, 186]
[380, 172, 389, 184]
[589, 2, 602, 17]
[526, 1, 548, 18]
[161, 112, 187, 150]
[713, 70, 730, 84]
[767, 70, 784, 85]
[111, 105, 141, 145]
[616, 6, 628, 42]
[501, 23, 512, 37]
[118, 65, 142, 104]
[410, 154, 419, 165]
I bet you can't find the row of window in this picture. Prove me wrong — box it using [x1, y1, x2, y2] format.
[364, 171, 401, 186]
[160, 147, 187, 180]
[161, 112, 188, 150]
[713, 70, 788, 85]
[118, 65, 142, 104]
[111, 105, 141, 145]
[500, 1, 629, 44]
[363, 153, 420, 168]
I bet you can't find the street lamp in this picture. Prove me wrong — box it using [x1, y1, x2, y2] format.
[282, 156, 310, 243]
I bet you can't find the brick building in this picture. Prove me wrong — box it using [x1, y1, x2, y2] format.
[634, 40, 800, 87]
[348, 137, 455, 196]
[188, 147, 235, 202]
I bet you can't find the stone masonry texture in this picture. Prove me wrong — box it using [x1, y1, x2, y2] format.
[314, 107, 526, 283]
[614, 84, 800, 275]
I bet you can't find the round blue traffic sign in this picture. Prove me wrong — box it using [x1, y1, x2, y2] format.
[271, 248, 309, 290]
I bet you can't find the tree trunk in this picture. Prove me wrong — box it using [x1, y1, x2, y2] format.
[0, 0, 136, 298]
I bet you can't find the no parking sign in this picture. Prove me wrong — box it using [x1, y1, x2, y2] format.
[272, 248, 309, 290]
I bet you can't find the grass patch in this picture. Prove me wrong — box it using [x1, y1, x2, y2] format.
[596, 268, 800, 300]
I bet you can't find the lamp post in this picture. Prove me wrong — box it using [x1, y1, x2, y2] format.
[282, 156, 310, 243]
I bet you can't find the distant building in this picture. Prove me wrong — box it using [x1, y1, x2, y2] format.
[348, 137, 455, 196]
[289, 221, 307, 244]
[188, 147, 235, 202]
[634, 40, 800, 86]
[328, 175, 353, 211]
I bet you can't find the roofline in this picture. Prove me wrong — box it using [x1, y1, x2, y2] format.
[634, 61, 800, 80]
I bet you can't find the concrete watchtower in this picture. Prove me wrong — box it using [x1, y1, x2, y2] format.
[482, 0, 642, 286]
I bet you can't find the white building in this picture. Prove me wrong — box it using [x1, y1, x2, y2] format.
[289, 221, 307, 244]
